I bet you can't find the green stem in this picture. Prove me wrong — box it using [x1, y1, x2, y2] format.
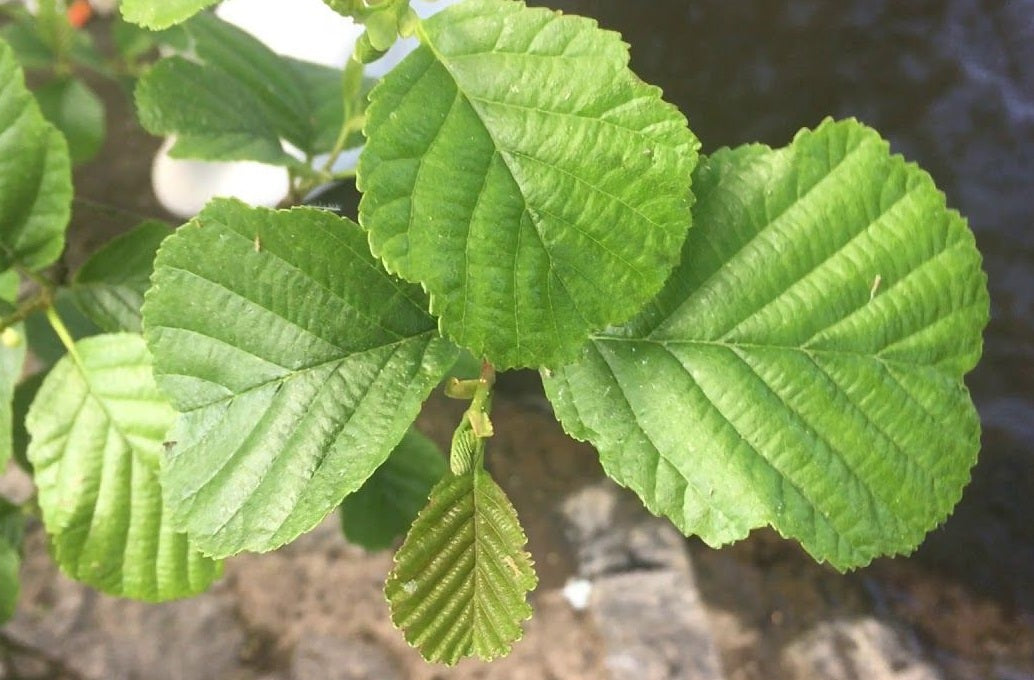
[46, 305, 84, 372]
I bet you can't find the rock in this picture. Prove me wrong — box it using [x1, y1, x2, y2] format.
[290, 635, 402, 680]
[6, 526, 246, 680]
[782, 617, 943, 680]
[561, 484, 724, 680]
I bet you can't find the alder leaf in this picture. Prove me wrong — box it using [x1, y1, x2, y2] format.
[135, 57, 295, 166]
[359, 0, 699, 369]
[70, 220, 171, 333]
[0, 39, 71, 273]
[340, 428, 446, 551]
[134, 14, 349, 164]
[544, 119, 989, 570]
[386, 467, 537, 664]
[26, 333, 221, 601]
[121, 0, 218, 30]
[143, 199, 458, 557]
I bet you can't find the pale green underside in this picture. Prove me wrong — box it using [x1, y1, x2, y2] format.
[0, 39, 71, 273]
[544, 119, 989, 570]
[386, 467, 537, 665]
[26, 334, 221, 601]
[143, 200, 458, 557]
[359, 0, 699, 369]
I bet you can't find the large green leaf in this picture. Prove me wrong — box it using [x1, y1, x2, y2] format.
[544, 119, 989, 570]
[386, 466, 537, 664]
[121, 0, 218, 30]
[0, 498, 23, 623]
[0, 39, 71, 273]
[26, 333, 221, 600]
[70, 220, 171, 333]
[134, 14, 348, 164]
[340, 428, 446, 551]
[359, 0, 699, 369]
[143, 199, 458, 557]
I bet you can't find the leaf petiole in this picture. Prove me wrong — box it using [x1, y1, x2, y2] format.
[45, 305, 84, 372]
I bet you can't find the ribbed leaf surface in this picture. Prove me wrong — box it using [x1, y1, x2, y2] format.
[544, 119, 989, 569]
[386, 468, 537, 664]
[26, 334, 221, 600]
[340, 428, 446, 551]
[0, 39, 71, 273]
[143, 199, 458, 557]
[359, 0, 699, 368]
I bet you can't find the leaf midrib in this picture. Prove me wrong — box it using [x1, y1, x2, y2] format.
[415, 19, 655, 293]
[156, 329, 439, 412]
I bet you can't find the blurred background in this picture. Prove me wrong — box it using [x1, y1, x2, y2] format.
[0, 1, 1031, 678]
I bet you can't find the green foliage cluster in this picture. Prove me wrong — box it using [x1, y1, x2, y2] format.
[0, 0, 988, 666]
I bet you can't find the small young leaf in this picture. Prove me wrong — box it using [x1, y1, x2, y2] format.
[121, 0, 218, 30]
[359, 0, 699, 368]
[340, 429, 446, 551]
[0, 39, 71, 273]
[70, 220, 171, 333]
[386, 467, 537, 665]
[34, 77, 106, 165]
[143, 199, 458, 557]
[26, 333, 222, 601]
[0, 498, 23, 624]
[544, 119, 989, 570]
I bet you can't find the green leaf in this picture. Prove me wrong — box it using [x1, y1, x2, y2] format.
[34, 77, 106, 165]
[0, 12, 55, 70]
[70, 220, 171, 333]
[134, 14, 349, 163]
[142, 199, 459, 557]
[121, 0, 218, 30]
[0, 39, 71, 273]
[543, 119, 989, 570]
[135, 57, 295, 165]
[0, 497, 23, 624]
[340, 428, 446, 551]
[358, 0, 699, 369]
[26, 333, 222, 601]
[386, 466, 537, 664]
